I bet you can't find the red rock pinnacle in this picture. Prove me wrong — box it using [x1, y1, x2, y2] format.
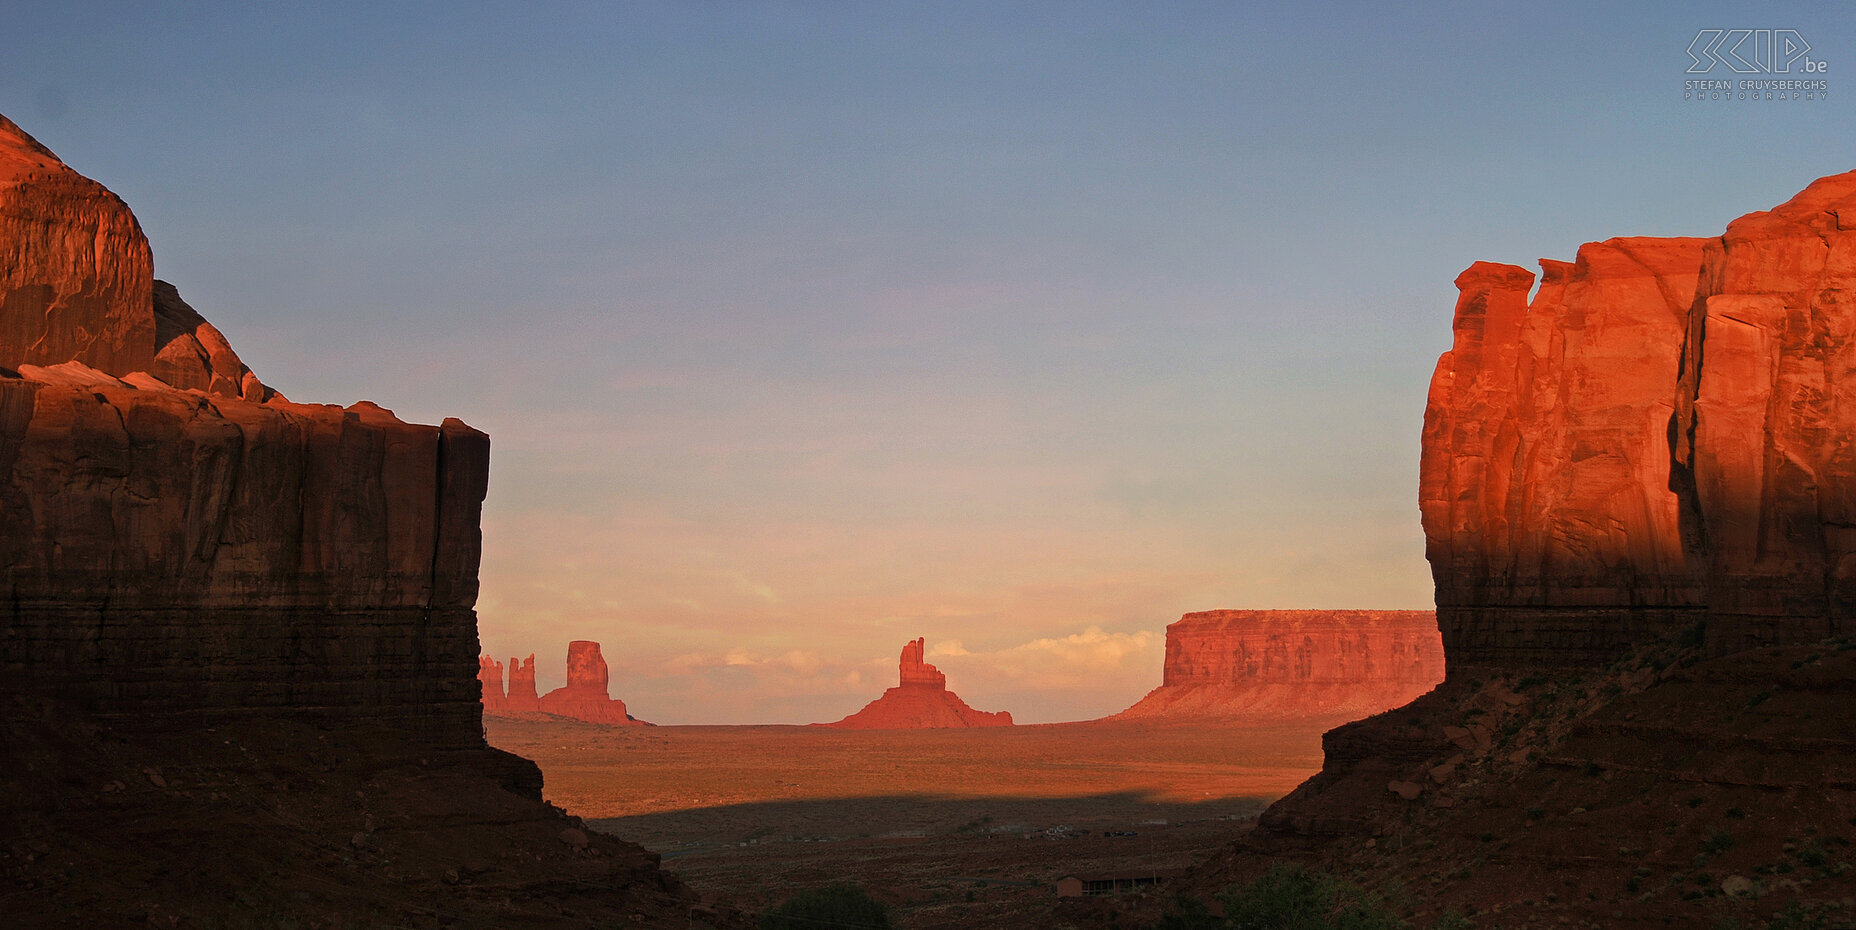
[536, 641, 648, 726]
[478, 656, 505, 713]
[897, 637, 947, 688]
[504, 655, 539, 712]
[818, 638, 1012, 729]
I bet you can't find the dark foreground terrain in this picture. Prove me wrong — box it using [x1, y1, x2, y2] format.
[487, 717, 1335, 928]
[1, 699, 733, 929]
[1133, 635, 1856, 930]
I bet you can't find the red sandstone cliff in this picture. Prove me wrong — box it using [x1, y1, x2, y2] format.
[1671, 170, 1856, 651]
[0, 114, 487, 744]
[1113, 610, 1443, 722]
[0, 114, 153, 375]
[1422, 170, 1856, 667]
[819, 638, 1012, 729]
[535, 641, 648, 726]
[1421, 240, 1711, 667]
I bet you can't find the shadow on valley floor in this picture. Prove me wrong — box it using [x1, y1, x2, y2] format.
[590, 790, 1273, 852]
[590, 792, 1274, 930]
[484, 713, 1335, 926]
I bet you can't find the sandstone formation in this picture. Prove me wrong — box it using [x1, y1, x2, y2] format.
[0, 114, 487, 745]
[1671, 171, 1856, 651]
[0, 112, 718, 929]
[820, 638, 1012, 729]
[504, 654, 540, 712]
[535, 641, 647, 726]
[1113, 610, 1444, 722]
[0, 114, 153, 374]
[1421, 241, 1711, 668]
[1422, 170, 1856, 668]
[479, 656, 505, 713]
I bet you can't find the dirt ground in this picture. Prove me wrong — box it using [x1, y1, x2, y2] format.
[484, 717, 1336, 928]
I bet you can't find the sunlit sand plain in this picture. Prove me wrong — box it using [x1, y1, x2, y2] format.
[486, 715, 1334, 925]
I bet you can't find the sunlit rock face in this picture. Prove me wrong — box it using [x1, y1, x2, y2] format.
[0, 113, 488, 746]
[1113, 611, 1443, 722]
[536, 641, 647, 725]
[820, 638, 1013, 728]
[504, 654, 540, 712]
[0, 114, 153, 374]
[479, 656, 505, 713]
[1421, 239, 1711, 668]
[1672, 170, 1856, 651]
[1425, 170, 1856, 667]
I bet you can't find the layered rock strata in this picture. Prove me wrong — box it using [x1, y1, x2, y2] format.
[1423, 170, 1856, 667]
[1671, 171, 1856, 651]
[536, 641, 647, 726]
[1421, 240, 1710, 667]
[1114, 610, 1444, 722]
[820, 638, 1012, 729]
[0, 114, 487, 747]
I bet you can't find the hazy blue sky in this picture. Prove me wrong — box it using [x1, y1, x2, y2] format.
[7, 3, 1851, 722]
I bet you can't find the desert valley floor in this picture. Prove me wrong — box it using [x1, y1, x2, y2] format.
[485, 716, 1335, 928]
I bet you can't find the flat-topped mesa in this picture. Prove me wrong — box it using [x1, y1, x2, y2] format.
[1113, 610, 1444, 722]
[0, 113, 488, 746]
[819, 637, 1012, 729]
[1671, 169, 1856, 651]
[1421, 238, 1711, 670]
[535, 641, 648, 726]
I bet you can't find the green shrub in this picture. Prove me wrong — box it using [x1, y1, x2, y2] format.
[1154, 894, 1223, 930]
[1217, 864, 1407, 930]
[760, 883, 891, 930]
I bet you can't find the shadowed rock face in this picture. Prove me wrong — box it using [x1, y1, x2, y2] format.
[537, 641, 646, 726]
[0, 113, 488, 746]
[820, 638, 1012, 729]
[1671, 170, 1856, 650]
[1114, 610, 1443, 722]
[1423, 169, 1856, 668]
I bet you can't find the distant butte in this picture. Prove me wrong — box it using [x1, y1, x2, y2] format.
[482, 642, 646, 726]
[818, 638, 1012, 729]
[1112, 610, 1444, 723]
